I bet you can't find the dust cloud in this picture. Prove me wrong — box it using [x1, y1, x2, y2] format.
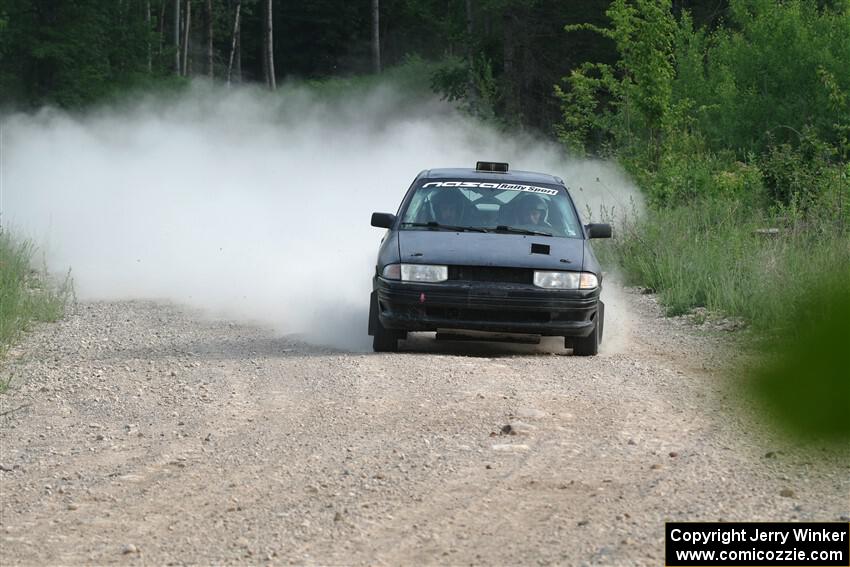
[1, 81, 642, 351]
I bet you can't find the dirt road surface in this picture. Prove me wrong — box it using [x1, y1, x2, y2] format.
[1, 286, 848, 566]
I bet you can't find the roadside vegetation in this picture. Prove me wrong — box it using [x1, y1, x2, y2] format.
[554, 0, 849, 439]
[0, 231, 71, 385]
[607, 201, 849, 331]
[556, 0, 848, 318]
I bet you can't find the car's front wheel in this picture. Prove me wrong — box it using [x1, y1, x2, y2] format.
[373, 327, 400, 352]
[369, 291, 400, 352]
[597, 301, 605, 344]
[570, 302, 603, 356]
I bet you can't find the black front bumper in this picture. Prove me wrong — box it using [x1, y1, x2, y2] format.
[372, 277, 600, 337]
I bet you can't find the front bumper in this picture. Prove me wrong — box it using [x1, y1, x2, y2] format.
[373, 277, 600, 337]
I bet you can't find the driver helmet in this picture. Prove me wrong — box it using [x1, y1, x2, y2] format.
[522, 195, 549, 222]
[429, 189, 465, 223]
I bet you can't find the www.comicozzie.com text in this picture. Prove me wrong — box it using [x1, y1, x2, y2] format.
[670, 527, 848, 546]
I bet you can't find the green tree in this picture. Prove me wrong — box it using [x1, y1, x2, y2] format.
[0, 1, 171, 107]
[555, 0, 676, 156]
[680, 0, 850, 156]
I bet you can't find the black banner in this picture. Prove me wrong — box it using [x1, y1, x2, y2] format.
[666, 522, 850, 566]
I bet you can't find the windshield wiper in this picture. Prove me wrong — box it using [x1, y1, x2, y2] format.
[402, 222, 488, 233]
[491, 225, 553, 237]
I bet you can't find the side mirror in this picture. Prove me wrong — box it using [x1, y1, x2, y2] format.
[586, 223, 612, 239]
[371, 212, 396, 229]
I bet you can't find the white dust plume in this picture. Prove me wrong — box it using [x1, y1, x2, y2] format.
[1, 81, 642, 351]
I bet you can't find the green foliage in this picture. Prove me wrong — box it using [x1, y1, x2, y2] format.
[760, 131, 841, 210]
[0, 232, 72, 360]
[605, 0, 675, 139]
[557, 0, 676, 155]
[468, 54, 500, 123]
[554, 63, 619, 155]
[606, 198, 850, 330]
[580, 0, 850, 443]
[749, 272, 850, 441]
[558, 0, 850, 209]
[430, 54, 500, 123]
[306, 55, 441, 100]
[429, 57, 469, 103]
[686, 0, 850, 156]
[0, 0, 625, 136]
[0, 0, 177, 108]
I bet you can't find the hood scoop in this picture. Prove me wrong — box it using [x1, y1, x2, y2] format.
[530, 243, 550, 255]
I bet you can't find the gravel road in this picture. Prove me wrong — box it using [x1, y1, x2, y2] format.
[1, 286, 848, 566]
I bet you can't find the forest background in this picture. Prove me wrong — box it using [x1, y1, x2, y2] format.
[0, 0, 848, 437]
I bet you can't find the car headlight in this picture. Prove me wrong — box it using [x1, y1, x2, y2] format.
[382, 263, 448, 283]
[533, 271, 598, 290]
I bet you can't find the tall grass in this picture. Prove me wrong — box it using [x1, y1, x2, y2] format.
[599, 199, 850, 332]
[0, 231, 72, 364]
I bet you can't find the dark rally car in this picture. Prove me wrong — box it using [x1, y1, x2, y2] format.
[368, 162, 612, 354]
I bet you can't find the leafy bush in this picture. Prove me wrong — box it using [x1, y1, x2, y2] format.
[555, 0, 676, 157]
[430, 54, 501, 123]
[558, 0, 850, 208]
[681, 0, 850, 157]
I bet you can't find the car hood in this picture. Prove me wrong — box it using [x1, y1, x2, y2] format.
[397, 230, 585, 270]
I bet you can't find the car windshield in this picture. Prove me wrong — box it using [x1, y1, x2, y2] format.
[399, 181, 582, 238]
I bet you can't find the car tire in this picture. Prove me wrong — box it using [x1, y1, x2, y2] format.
[571, 304, 602, 356]
[373, 329, 399, 352]
[598, 301, 605, 345]
[369, 292, 400, 352]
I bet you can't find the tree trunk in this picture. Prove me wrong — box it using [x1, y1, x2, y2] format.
[235, 27, 242, 82]
[520, 10, 534, 125]
[371, 0, 381, 73]
[159, 0, 167, 55]
[502, 8, 519, 120]
[465, 0, 476, 106]
[226, 1, 241, 86]
[146, 0, 152, 72]
[174, 0, 181, 75]
[182, 0, 191, 77]
[261, 3, 268, 84]
[235, 22, 242, 82]
[264, 0, 276, 89]
[206, 0, 214, 78]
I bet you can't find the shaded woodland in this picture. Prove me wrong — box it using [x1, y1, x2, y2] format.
[0, 0, 726, 134]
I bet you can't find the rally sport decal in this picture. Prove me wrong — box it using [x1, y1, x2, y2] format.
[422, 181, 559, 196]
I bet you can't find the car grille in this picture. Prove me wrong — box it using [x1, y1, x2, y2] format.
[447, 266, 533, 284]
[420, 306, 552, 323]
